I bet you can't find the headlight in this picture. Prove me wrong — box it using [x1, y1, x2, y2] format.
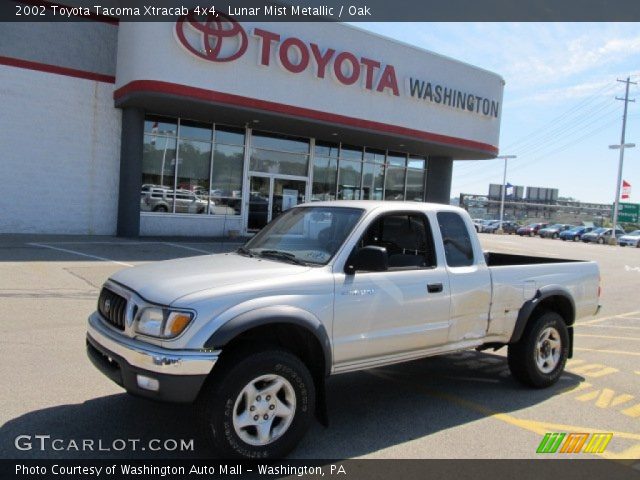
[135, 307, 194, 338]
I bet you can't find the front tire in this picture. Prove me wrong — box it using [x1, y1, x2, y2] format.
[197, 349, 315, 459]
[597, 237, 605, 245]
[508, 311, 569, 388]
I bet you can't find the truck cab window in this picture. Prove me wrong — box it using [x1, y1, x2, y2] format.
[437, 212, 474, 267]
[356, 213, 436, 269]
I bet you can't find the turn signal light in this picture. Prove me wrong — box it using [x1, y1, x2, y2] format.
[164, 312, 192, 337]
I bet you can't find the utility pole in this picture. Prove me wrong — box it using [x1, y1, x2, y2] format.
[609, 76, 636, 244]
[497, 155, 517, 234]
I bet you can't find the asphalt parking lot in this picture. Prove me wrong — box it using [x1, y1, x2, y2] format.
[0, 233, 639, 466]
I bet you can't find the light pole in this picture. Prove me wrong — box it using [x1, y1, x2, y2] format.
[497, 155, 517, 234]
[609, 142, 635, 244]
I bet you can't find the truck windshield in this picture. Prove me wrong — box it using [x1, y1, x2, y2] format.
[241, 206, 364, 265]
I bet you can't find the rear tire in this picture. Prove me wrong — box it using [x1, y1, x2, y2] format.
[508, 311, 569, 388]
[197, 349, 315, 459]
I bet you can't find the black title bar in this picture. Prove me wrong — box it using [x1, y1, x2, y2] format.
[3, 0, 640, 22]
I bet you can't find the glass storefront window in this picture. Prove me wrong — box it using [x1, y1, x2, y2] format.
[141, 134, 178, 213]
[408, 155, 426, 169]
[179, 120, 213, 142]
[364, 148, 385, 164]
[141, 117, 244, 216]
[312, 156, 338, 201]
[361, 162, 384, 200]
[315, 140, 339, 158]
[144, 116, 177, 136]
[387, 152, 407, 167]
[216, 126, 245, 146]
[252, 131, 310, 153]
[385, 166, 406, 201]
[211, 144, 244, 215]
[175, 139, 211, 214]
[250, 149, 309, 176]
[140, 116, 430, 221]
[406, 168, 425, 202]
[338, 159, 362, 200]
[340, 145, 363, 161]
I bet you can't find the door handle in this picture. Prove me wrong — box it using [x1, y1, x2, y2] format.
[427, 283, 443, 293]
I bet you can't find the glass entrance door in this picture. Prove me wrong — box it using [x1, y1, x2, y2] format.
[247, 176, 307, 232]
[272, 178, 306, 220]
[248, 176, 270, 231]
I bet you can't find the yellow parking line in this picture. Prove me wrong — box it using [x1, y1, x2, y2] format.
[579, 324, 640, 331]
[369, 370, 640, 460]
[574, 347, 640, 357]
[575, 334, 640, 341]
[578, 311, 640, 325]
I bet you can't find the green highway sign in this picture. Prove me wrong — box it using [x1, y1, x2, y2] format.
[618, 202, 640, 223]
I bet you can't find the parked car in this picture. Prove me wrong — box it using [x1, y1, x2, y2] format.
[517, 222, 549, 237]
[472, 218, 485, 233]
[484, 220, 519, 234]
[618, 229, 640, 247]
[560, 226, 594, 242]
[582, 227, 626, 244]
[87, 201, 600, 458]
[502, 221, 521, 235]
[539, 224, 574, 239]
[480, 220, 501, 233]
[141, 186, 209, 214]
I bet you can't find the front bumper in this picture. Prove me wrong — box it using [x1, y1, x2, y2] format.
[86, 312, 219, 402]
[619, 240, 638, 246]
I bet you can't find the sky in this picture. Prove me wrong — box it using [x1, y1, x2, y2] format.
[356, 23, 640, 204]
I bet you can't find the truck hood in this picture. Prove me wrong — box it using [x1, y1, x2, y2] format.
[110, 253, 311, 305]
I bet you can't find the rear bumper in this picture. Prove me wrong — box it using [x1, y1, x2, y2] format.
[86, 313, 219, 402]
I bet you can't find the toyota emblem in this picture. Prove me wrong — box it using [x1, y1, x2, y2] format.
[175, 11, 248, 62]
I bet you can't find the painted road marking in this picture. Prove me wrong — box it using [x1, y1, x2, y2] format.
[622, 404, 640, 418]
[28, 243, 133, 267]
[576, 389, 634, 408]
[369, 370, 640, 460]
[569, 363, 619, 378]
[577, 310, 640, 325]
[575, 334, 640, 341]
[574, 347, 640, 357]
[163, 242, 212, 254]
[579, 324, 640, 331]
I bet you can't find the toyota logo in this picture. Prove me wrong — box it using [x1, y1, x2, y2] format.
[175, 11, 248, 62]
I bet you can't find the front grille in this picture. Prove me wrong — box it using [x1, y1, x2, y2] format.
[98, 287, 127, 331]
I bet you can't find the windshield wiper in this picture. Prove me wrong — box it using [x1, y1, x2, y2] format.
[257, 250, 308, 266]
[236, 246, 254, 257]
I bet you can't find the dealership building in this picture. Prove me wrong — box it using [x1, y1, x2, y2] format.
[0, 14, 504, 236]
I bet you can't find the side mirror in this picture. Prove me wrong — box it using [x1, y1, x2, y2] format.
[345, 246, 388, 274]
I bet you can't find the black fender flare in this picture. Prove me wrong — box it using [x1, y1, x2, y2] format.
[510, 286, 576, 351]
[203, 306, 332, 377]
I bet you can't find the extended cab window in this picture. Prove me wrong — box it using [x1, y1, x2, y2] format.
[437, 212, 474, 267]
[355, 212, 436, 269]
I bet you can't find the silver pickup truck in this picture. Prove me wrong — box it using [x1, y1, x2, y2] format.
[86, 201, 600, 458]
